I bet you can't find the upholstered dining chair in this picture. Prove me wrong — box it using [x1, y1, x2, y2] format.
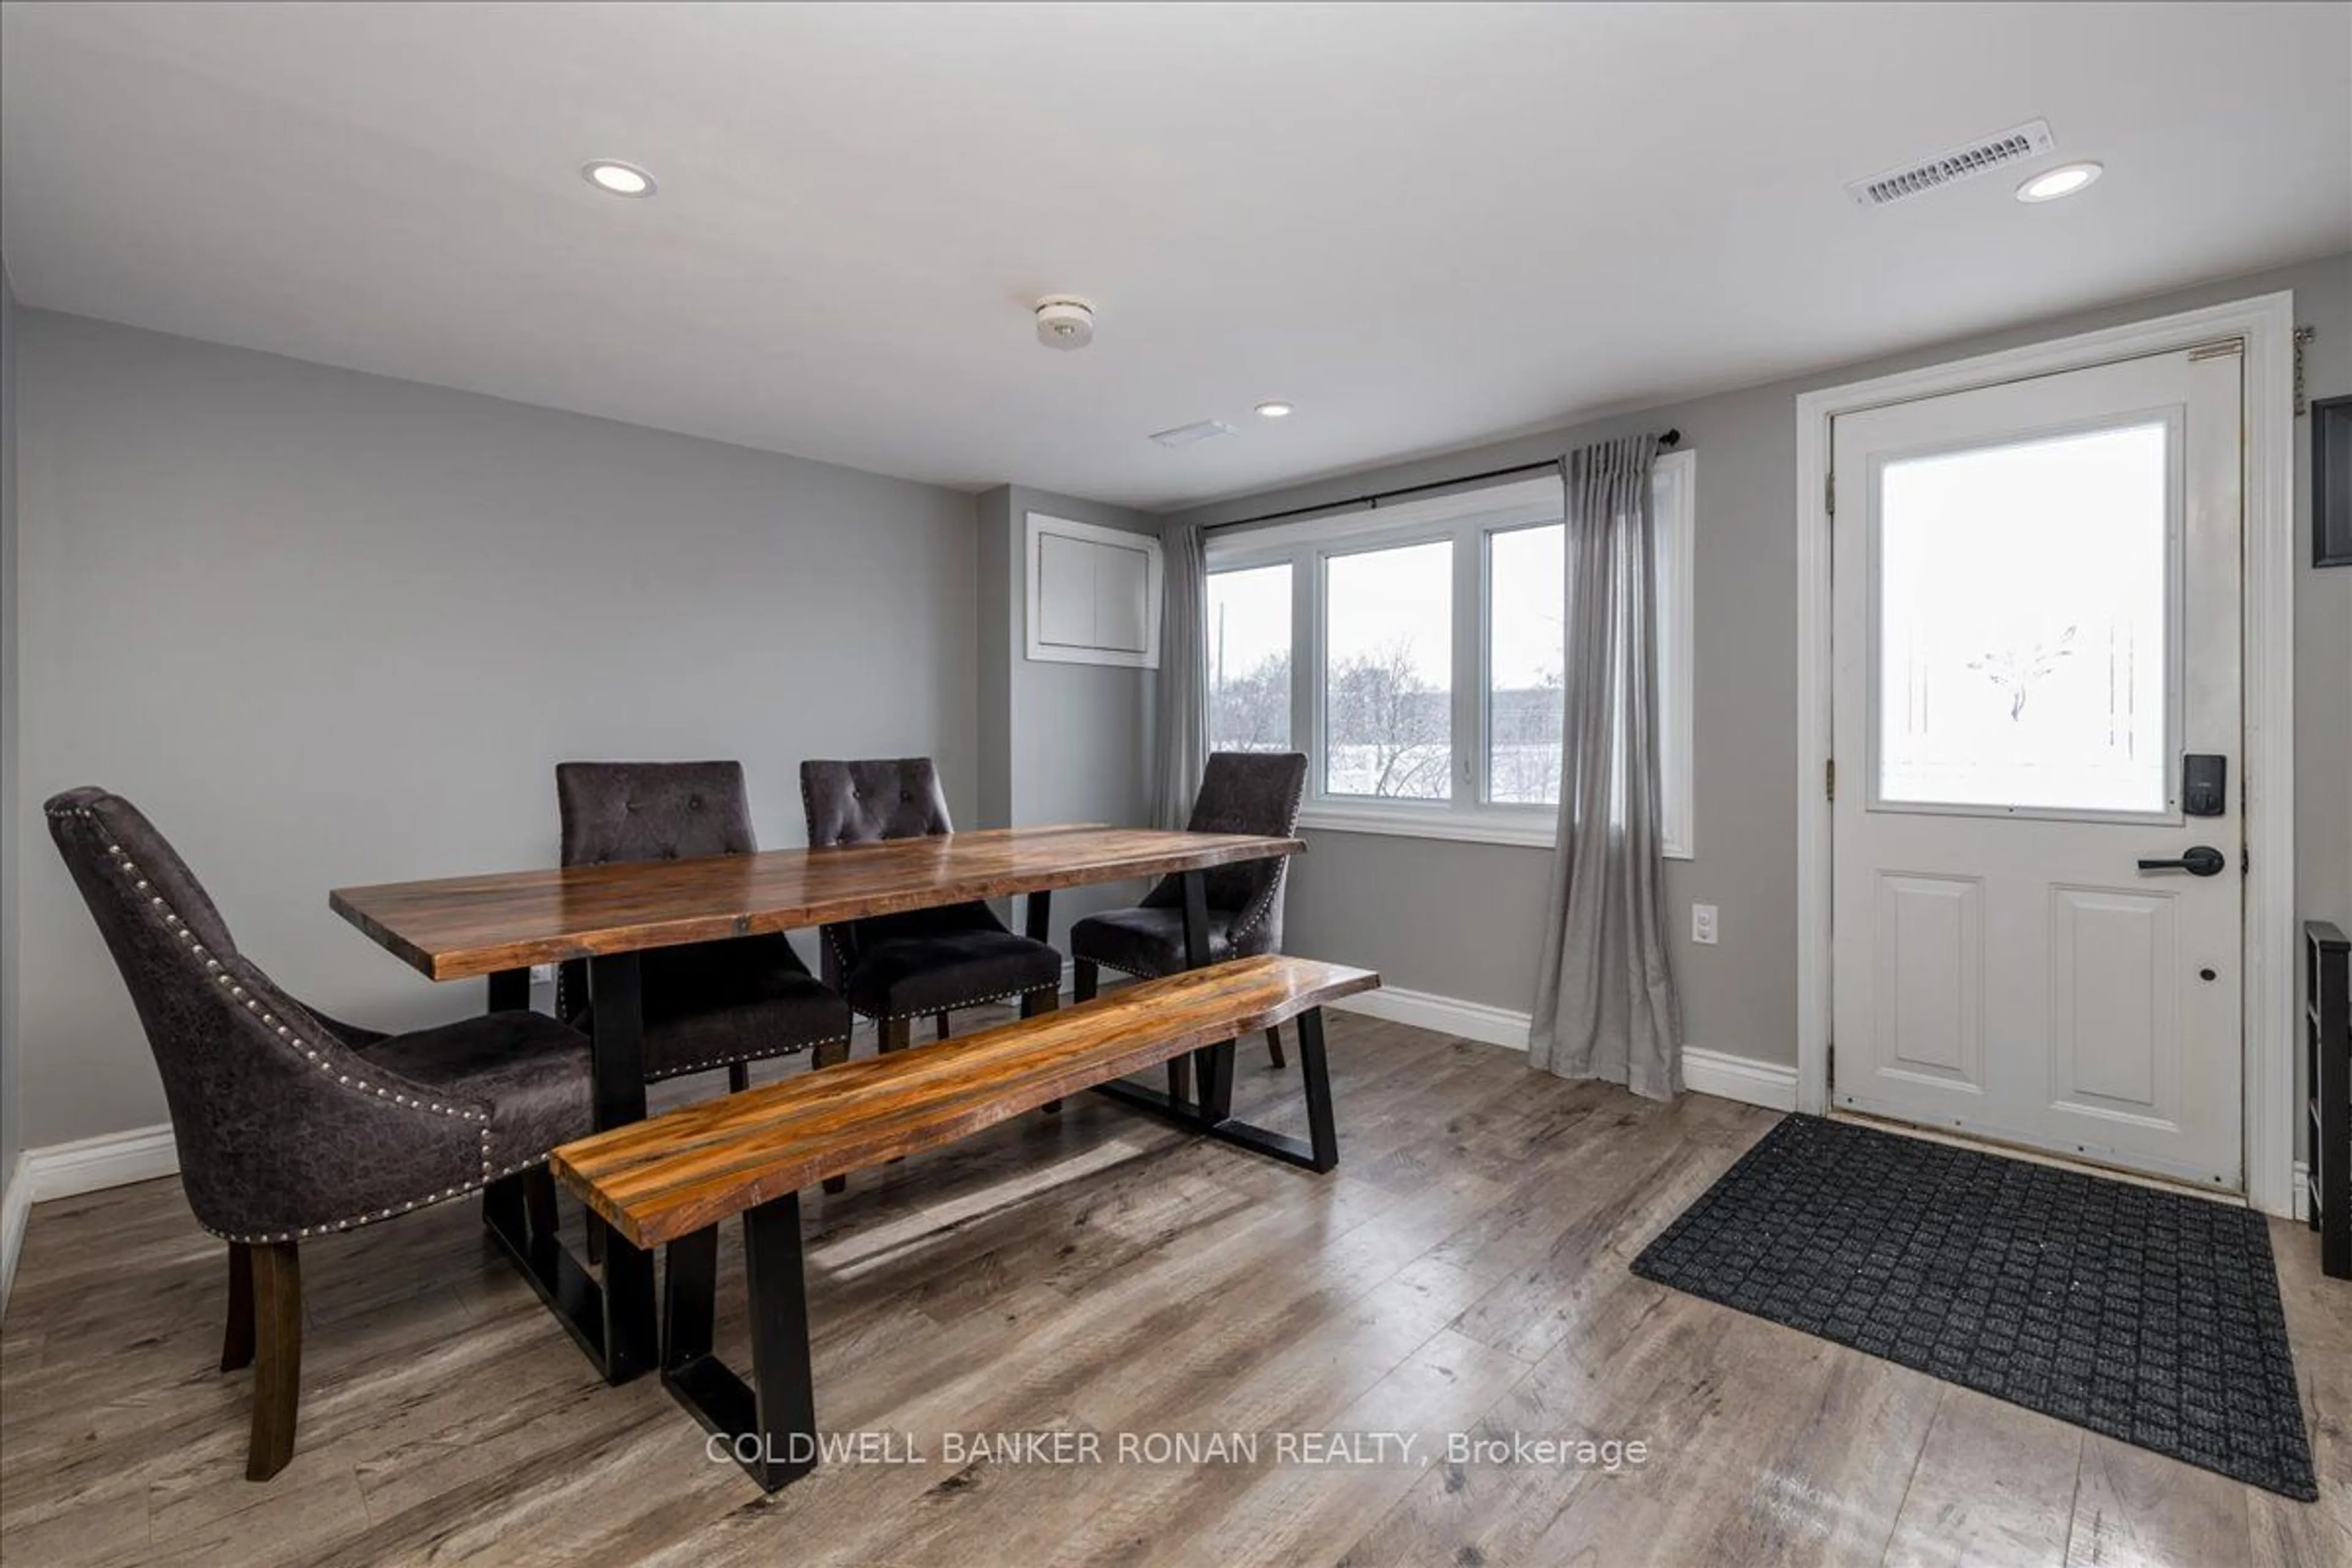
[555, 761, 851, 1094]
[799, 758, 1063, 1184]
[1068, 751, 1308, 1088]
[45, 787, 597, 1483]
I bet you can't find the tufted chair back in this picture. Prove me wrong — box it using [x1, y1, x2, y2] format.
[557, 761, 758, 867]
[799, 758, 975, 979]
[45, 788, 486, 1239]
[1141, 752, 1308, 940]
[799, 758, 956, 848]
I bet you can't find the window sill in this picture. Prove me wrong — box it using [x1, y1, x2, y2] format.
[1297, 805, 1557, 850]
[1295, 804, 1695, 859]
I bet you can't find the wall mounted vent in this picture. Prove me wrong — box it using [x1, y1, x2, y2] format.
[1149, 419, 1237, 448]
[1846, 119, 2054, 208]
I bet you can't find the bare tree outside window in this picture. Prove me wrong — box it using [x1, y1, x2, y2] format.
[1324, 540, 1453, 799]
[1326, 638, 1452, 797]
[1207, 564, 1293, 752]
[1488, 522, 1567, 804]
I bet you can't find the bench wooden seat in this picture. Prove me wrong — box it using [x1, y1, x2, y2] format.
[549, 952, 1379, 1489]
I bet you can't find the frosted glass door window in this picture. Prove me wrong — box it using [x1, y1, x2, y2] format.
[1874, 421, 2173, 815]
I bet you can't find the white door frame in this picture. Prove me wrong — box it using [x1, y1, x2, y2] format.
[1794, 291, 2298, 1215]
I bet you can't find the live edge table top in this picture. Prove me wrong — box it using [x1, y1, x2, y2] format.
[329, 824, 1305, 982]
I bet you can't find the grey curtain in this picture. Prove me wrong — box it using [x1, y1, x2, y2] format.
[1153, 522, 1210, 829]
[1530, 434, 1684, 1099]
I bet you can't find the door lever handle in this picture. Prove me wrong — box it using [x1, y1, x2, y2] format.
[2136, 845, 2226, 877]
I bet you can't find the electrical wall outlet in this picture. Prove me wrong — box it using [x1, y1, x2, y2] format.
[1691, 904, 1719, 946]
[528, 963, 557, 985]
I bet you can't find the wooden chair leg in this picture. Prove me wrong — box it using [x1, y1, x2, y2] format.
[221, 1242, 255, 1373]
[880, 1017, 913, 1054]
[728, 1060, 752, 1093]
[1072, 958, 1099, 1003]
[934, 1012, 951, 1041]
[1265, 1025, 1287, 1069]
[246, 1241, 302, 1482]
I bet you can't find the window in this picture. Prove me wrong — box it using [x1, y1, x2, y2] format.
[1205, 454, 1695, 854]
[1487, 523, 1564, 805]
[1207, 563, 1292, 752]
[1324, 540, 1452, 799]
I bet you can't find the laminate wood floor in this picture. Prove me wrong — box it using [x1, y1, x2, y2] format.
[2, 1012, 2343, 1567]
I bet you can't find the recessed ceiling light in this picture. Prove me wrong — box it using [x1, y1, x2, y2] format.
[2016, 162, 2101, 203]
[1255, 401, 1295, 418]
[582, 160, 657, 197]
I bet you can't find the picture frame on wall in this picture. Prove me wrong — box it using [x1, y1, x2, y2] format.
[2318, 393, 2352, 568]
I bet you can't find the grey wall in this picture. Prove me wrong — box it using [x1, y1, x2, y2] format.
[974, 484, 1161, 948]
[1168, 252, 2352, 1082]
[13, 311, 984, 1148]
[1, 271, 21, 1200]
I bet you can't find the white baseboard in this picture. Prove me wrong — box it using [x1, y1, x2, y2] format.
[1681, 1047, 1800, 1112]
[19, 1123, 179, 1202]
[1324, 985, 1798, 1114]
[0, 1156, 30, 1317]
[2292, 1159, 2310, 1223]
[1327, 985, 1532, 1050]
[1, 1124, 180, 1319]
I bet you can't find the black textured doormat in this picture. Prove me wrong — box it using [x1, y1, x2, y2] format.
[1631, 1115, 2316, 1499]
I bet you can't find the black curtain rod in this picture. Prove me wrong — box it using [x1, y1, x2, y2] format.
[1204, 428, 1680, 534]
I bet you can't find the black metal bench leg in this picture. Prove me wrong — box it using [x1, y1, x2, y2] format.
[658, 1196, 821, 1493]
[744, 1192, 818, 1490]
[1296, 1006, 1339, 1172]
[663, 1225, 718, 1373]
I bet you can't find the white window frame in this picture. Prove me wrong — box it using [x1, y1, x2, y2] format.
[1205, 456, 1695, 854]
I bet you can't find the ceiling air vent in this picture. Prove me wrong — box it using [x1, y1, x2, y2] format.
[1846, 119, 2054, 209]
[1149, 419, 1237, 448]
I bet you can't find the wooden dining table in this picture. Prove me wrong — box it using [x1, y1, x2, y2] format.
[330, 823, 1303, 1384]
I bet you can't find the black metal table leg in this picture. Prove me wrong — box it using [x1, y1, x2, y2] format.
[1177, 870, 1217, 1118]
[479, 951, 657, 1385]
[662, 1193, 819, 1493]
[486, 967, 531, 1014]
[588, 952, 657, 1383]
[1025, 887, 1052, 944]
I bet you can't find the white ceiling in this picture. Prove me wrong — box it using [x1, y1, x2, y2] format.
[4, 3, 2347, 511]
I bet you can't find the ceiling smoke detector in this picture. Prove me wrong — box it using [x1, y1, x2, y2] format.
[1845, 118, 2055, 209]
[1035, 295, 1096, 350]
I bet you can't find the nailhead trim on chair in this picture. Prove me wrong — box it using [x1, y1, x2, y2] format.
[1081, 764, 1306, 981]
[643, 1034, 842, 1081]
[49, 802, 521, 1247]
[554, 965, 846, 1080]
[860, 985, 1058, 1025]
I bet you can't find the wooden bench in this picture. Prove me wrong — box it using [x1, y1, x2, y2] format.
[550, 953, 1380, 1489]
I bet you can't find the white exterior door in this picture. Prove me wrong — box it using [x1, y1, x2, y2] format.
[1830, 346, 2245, 1191]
